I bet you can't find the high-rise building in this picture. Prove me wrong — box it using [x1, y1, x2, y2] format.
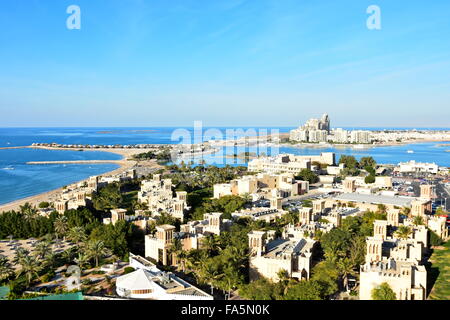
[350, 130, 372, 144]
[331, 128, 349, 143]
[308, 129, 328, 142]
[290, 113, 330, 142]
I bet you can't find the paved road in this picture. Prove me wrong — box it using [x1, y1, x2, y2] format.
[435, 183, 450, 211]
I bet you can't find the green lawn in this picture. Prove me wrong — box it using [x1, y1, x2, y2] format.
[428, 240, 450, 300]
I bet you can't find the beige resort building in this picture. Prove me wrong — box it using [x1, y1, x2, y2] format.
[138, 174, 188, 221]
[248, 230, 317, 282]
[145, 213, 230, 266]
[247, 153, 336, 175]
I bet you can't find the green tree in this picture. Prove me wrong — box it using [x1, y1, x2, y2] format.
[13, 248, 30, 266]
[339, 155, 359, 169]
[336, 257, 354, 291]
[311, 260, 339, 297]
[376, 204, 388, 215]
[239, 278, 279, 300]
[197, 259, 224, 295]
[38, 202, 51, 209]
[394, 225, 412, 240]
[74, 252, 90, 271]
[16, 255, 42, 286]
[359, 157, 376, 169]
[413, 216, 424, 226]
[371, 282, 397, 300]
[321, 229, 352, 263]
[0, 255, 14, 283]
[365, 174, 376, 184]
[20, 203, 39, 221]
[283, 280, 323, 300]
[201, 235, 221, 255]
[91, 183, 124, 211]
[34, 241, 52, 260]
[54, 215, 69, 241]
[295, 168, 319, 184]
[86, 240, 111, 267]
[67, 226, 87, 246]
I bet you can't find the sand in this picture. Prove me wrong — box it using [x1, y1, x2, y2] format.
[0, 146, 164, 213]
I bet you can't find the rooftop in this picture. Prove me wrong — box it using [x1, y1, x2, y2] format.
[265, 237, 315, 259]
[334, 193, 416, 207]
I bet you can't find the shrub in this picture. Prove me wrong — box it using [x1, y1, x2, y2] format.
[430, 230, 443, 247]
[38, 202, 50, 209]
[123, 267, 135, 275]
[91, 270, 106, 275]
[364, 175, 376, 184]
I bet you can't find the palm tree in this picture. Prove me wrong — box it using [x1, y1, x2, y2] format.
[54, 216, 69, 241]
[395, 225, 412, 240]
[132, 200, 148, 211]
[20, 203, 39, 221]
[16, 255, 42, 286]
[185, 250, 205, 273]
[74, 252, 90, 271]
[86, 240, 111, 267]
[67, 226, 87, 246]
[62, 247, 76, 264]
[349, 236, 366, 267]
[169, 238, 185, 270]
[276, 269, 291, 295]
[43, 252, 56, 269]
[0, 255, 14, 283]
[377, 204, 387, 215]
[12, 248, 30, 266]
[201, 235, 220, 255]
[222, 265, 240, 300]
[336, 258, 354, 292]
[198, 262, 224, 295]
[413, 216, 424, 226]
[34, 241, 51, 260]
[225, 246, 248, 269]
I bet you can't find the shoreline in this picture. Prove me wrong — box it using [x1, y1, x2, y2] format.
[279, 138, 450, 149]
[0, 146, 163, 212]
[1, 136, 449, 212]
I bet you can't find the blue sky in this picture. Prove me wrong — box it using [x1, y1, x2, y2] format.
[1, 0, 450, 127]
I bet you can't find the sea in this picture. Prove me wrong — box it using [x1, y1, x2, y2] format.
[0, 127, 449, 206]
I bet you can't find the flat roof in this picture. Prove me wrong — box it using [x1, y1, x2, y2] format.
[334, 193, 415, 207]
[265, 238, 315, 259]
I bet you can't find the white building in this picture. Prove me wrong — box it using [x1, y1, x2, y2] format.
[359, 259, 427, 300]
[395, 160, 439, 174]
[248, 230, 317, 282]
[248, 153, 335, 175]
[115, 254, 213, 300]
[138, 174, 188, 220]
[350, 130, 372, 144]
[331, 128, 349, 143]
[289, 114, 330, 142]
[308, 130, 328, 143]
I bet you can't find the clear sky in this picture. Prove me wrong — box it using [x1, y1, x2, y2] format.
[1, 0, 450, 127]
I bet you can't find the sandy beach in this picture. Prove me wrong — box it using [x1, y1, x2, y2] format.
[0, 146, 164, 213]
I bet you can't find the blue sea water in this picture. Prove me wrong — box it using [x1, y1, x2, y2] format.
[0, 148, 121, 205]
[0, 127, 449, 206]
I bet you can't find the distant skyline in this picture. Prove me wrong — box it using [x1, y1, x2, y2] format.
[1, 0, 450, 127]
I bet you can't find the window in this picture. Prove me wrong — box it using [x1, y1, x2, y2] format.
[132, 289, 153, 295]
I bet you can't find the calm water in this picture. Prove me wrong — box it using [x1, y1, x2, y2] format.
[0, 148, 121, 205]
[178, 141, 450, 168]
[0, 127, 449, 205]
